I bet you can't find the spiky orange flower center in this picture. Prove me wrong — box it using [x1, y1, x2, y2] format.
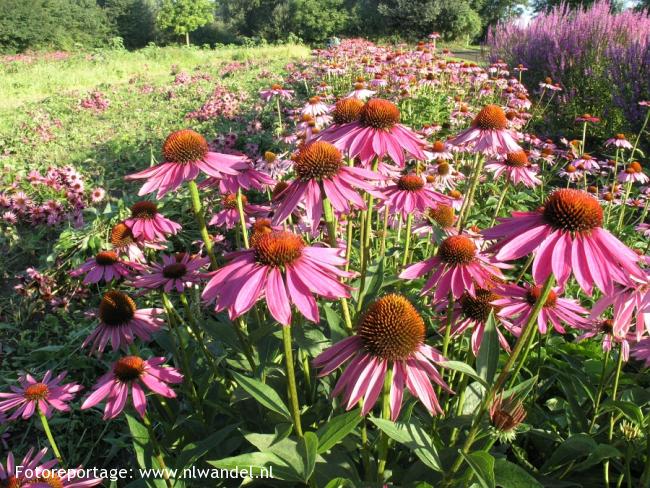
[525, 286, 557, 308]
[542, 189, 603, 232]
[95, 250, 119, 266]
[432, 140, 446, 152]
[34, 475, 64, 488]
[162, 129, 208, 164]
[397, 174, 424, 191]
[357, 294, 425, 360]
[162, 263, 187, 279]
[505, 151, 529, 168]
[271, 84, 283, 90]
[114, 356, 145, 382]
[308, 96, 321, 104]
[223, 193, 246, 209]
[460, 288, 501, 323]
[437, 162, 451, 175]
[253, 231, 304, 267]
[438, 235, 476, 265]
[449, 189, 462, 199]
[250, 219, 273, 247]
[111, 222, 135, 247]
[332, 98, 364, 124]
[271, 181, 289, 200]
[24, 383, 49, 401]
[472, 104, 508, 130]
[428, 204, 455, 228]
[99, 290, 136, 326]
[629, 161, 643, 173]
[130, 201, 158, 219]
[294, 141, 342, 180]
[615, 133, 626, 140]
[601, 319, 614, 334]
[264, 151, 277, 163]
[360, 99, 400, 129]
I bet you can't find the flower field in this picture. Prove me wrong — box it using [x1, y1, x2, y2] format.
[0, 37, 649, 488]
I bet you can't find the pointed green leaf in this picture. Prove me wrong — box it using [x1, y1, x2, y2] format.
[298, 432, 319, 481]
[459, 451, 495, 488]
[370, 417, 441, 471]
[231, 370, 291, 420]
[441, 361, 488, 388]
[476, 311, 499, 385]
[316, 409, 363, 453]
[494, 459, 542, 487]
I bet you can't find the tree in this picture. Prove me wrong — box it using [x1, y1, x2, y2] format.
[157, 0, 215, 46]
[101, 0, 157, 49]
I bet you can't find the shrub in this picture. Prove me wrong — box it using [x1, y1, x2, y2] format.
[487, 1, 650, 137]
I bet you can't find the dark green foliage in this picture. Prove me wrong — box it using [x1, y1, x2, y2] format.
[101, 0, 157, 49]
[0, 0, 112, 53]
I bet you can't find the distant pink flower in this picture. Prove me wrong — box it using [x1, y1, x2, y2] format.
[377, 174, 452, 219]
[259, 84, 294, 101]
[202, 230, 353, 325]
[346, 81, 375, 100]
[483, 189, 642, 295]
[90, 187, 105, 203]
[425, 140, 454, 160]
[449, 104, 521, 155]
[0, 371, 81, 420]
[81, 356, 182, 419]
[636, 223, 650, 238]
[400, 234, 505, 301]
[133, 253, 209, 293]
[493, 283, 588, 335]
[301, 96, 330, 117]
[125, 130, 245, 199]
[313, 294, 450, 420]
[618, 161, 648, 184]
[576, 113, 600, 123]
[632, 337, 650, 365]
[319, 98, 427, 166]
[82, 291, 164, 354]
[70, 251, 140, 284]
[576, 319, 633, 361]
[0, 448, 56, 487]
[209, 193, 269, 229]
[214, 163, 275, 194]
[124, 201, 181, 242]
[485, 151, 541, 188]
[271, 141, 381, 229]
[605, 134, 633, 150]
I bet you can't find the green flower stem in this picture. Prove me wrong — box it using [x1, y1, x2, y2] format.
[615, 181, 632, 233]
[377, 366, 393, 482]
[443, 274, 555, 486]
[401, 213, 413, 267]
[358, 160, 379, 309]
[38, 408, 63, 464]
[457, 153, 484, 231]
[142, 413, 173, 488]
[282, 324, 303, 438]
[179, 292, 218, 375]
[515, 253, 535, 283]
[322, 193, 353, 333]
[235, 189, 250, 249]
[488, 180, 509, 229]
[275, 97, 283, 135]
[588, 347, 611, 434]
[630, 108, 650, 161]
[581, 121, 588, 156]
[188, 180, 218, 269]
[380, 207, 390, 257]
[360, 417, 372, 481]
[235, 317, 257, 372]
[604, 344, 626, 486]
[345, 217, 354, 272]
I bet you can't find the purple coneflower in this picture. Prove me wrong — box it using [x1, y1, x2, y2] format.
[448, 104, 522, 155]
[0, 448, 56, 488]
[82, 291, 164, 354]
[313, 294, 450, 420]
[0, 371, 81, 420]
[618, 161, 648, 184]
[70, 251, 140, 284]
[209, 193, 269, 230]
[605, 133, 633, 150]
[377, 174, 451, 219]
[124, 201, 181, 242]
[81, 356, 182, 419]
[576, 319, 633, 361]
[485, 151, 541, 188]
[259, 84, 294, 101]
[133, 253, 209, 293]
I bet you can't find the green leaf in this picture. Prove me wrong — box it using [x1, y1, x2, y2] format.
[459, 451, 495, 488]
[231, 370, 291, 420]
[125, 414, 167, 488]
[323, 478, 355, 488]
[599, 400, 645, 426]
[316, 409, 363, 453]
[501, 375, 538, 400]
[208, 452, 297, 481]
[477, 311, 499, 385]
[298, 432, 319, 481]
[175, 424, 239, 469]
[370, 417, 441, 471]
[442, 361, 488, 388]
[540, 434, 621, 473]
[494, 459, 542, 487]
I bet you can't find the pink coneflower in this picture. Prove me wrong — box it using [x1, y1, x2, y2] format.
[271, 141, 380, 228]
[444, 287, 512, 355]
[485, 151, 541, 188]
[11, 192, 30, 212]
[82, 291, 164, 354]
[320, 98, 427, 166]
[0, 371, 81, 420]
[202, 230, 353, 325]
[426, 161, 463, 191]
[425, 140, 454, 160]
[81, 356, 182, 419]
[125, 130, 245, 199]
[493, 283, 588, 335]
[90, 187, 106, 203]
[572, 153, 600, 172]
[313, 294, 450, 419]
[618, 161, 649, 184]
[70, 251, 140, 284]
[346, 81, 376, 100]
[133, 253, 209, 293]
[209, 193, 268, 229]
[448, 104, 522, 155]
[377, 174, 451, 219]
[124, 201, 181, 242]
[400, 234, 505, 301]
[301, 96, 330, 117]
[414, 204, 457, 238]
[1, 448, 56, 488]
[636, 223, 650, 238]
[255, 151, 292, 179]
[110, 222, 145, 262]
[605, 133, 633, 150]
[631, 337, 650, 365]
[483, 189, 642, 295]
[259, 84, 294, 101]
[2, 211, 17, 224]
[576, 319, 633, 361]
[576, 113, 600, 123]
[215, 162, 275, 194]
[590, 271, 650, 339]
[27, 465, 103, 487]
